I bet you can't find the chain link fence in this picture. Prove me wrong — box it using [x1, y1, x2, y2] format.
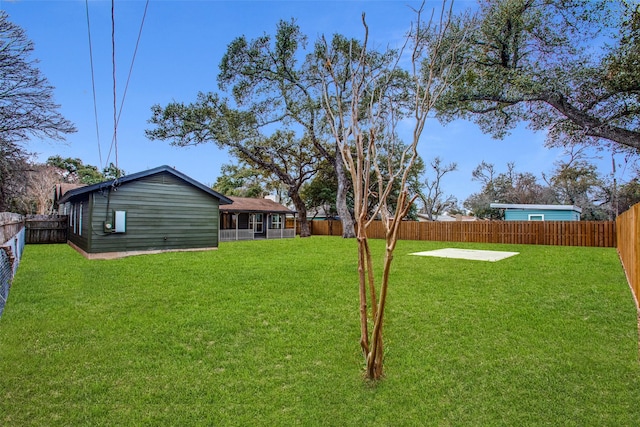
[0, 215, 25, 318]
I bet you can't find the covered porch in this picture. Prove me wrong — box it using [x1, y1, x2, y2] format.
[219, 197, 297, 242]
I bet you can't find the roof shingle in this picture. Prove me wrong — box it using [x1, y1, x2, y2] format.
[221, 197, 295, 214]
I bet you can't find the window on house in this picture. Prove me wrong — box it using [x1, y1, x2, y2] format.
[78, 203, 83, 236]
[528, 214, 544, 221]
[74, 204, 80, 234]
[251, 213, 263, 233]
[220, 213, 236, 229]
[71, 205, 76, 234]
[271, 214, 282, 229]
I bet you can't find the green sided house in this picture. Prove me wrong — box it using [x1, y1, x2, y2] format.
[490, 203, 582, 221]
[57, 165, 232, 259]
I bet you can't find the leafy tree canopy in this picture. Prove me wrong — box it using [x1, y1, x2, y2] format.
[617, 174, 640, 212]
[437, 0, 640, 153]
[46, 156, 124, 185]
[300, 160, 340, 219]
[212, 162, 273, 198]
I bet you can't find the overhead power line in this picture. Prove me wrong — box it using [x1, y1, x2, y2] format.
[86, 0, 150, 174]
[84, 0, 102, 169]
[105, 0, 151, 173]
[117, 0, 150, 129]
[111, 0, 118, 174]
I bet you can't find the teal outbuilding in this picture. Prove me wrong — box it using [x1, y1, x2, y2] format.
[57, 165, 232, 259]
[490, 203, 582, 221]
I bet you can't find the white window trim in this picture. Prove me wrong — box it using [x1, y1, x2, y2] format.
[78, 202, 83, 236]
[271, 214, 282, 229]
[71, 204, 76, 233]
[528, 214, 545, 221]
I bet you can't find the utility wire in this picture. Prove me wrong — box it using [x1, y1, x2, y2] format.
[116, 0, 149, 129]
[104, 0, 150, 175]
[111, 0, 118, 175]
[85, 0, 103, 169]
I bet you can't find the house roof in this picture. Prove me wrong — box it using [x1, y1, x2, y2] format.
[306, 204, 337, 219]
[417, 213, 478, 222]
[57, 165, 233, 205]
[54, 183, 85, 201]
[220, 196, 295, 214]
[490, 203, 582, 213]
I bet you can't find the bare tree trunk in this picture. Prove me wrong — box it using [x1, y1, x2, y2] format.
[366, 192, 406, 379]
[290, 191, 311, 237]
[367, 249, 391, 379]
[363, 237, 377, 321]
[318, 0, 461, 380]
[335, 143, 355, 238]
[357, 234, 370, 355]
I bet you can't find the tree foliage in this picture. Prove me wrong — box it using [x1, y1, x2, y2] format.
[437, 0, 640, 153]
[0, 12, 76, 211]
[212, 162, 273, 198]
[617, 174, 640, 212]
[148, 21, 360, 237]
[46, 156, 112, 185]
[220, 19, 359, 236]
[300, 160, 340, 219]
[545, 150, 609, 220]
[6, 157, 126, 215]
[102, 162, 125, 181]
[147, 92, 320, 237]
[465, 161, 559, 219]
[463, 153, 619, 220]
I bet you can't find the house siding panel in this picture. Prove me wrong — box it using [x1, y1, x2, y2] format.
[86, 174, 220, 253]
[504, 209, 579, 221]
[67, 194, 91, 251]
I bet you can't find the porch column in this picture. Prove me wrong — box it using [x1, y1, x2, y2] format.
[234, 213, 238, 241]
[280, 214, 283, 238]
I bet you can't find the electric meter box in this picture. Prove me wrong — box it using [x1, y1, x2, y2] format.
[104, 210, 126, 233]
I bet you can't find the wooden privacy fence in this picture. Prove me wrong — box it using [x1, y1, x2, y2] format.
[310, 220, 616, 247]
[25, 215, 68, 244]
[0, 213, 24, 244]
[0, 213, 26, 317]
[616, 203, 640, 308]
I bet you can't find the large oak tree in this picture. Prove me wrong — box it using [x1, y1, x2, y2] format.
[437, 0, 640, 153]
[147, 92, 319, 237]
[148, 20, 356, 238]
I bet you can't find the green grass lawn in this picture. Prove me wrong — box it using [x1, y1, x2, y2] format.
[1, 237, 639, 426]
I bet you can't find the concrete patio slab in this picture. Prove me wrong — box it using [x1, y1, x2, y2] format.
[410, 248, 519, 262]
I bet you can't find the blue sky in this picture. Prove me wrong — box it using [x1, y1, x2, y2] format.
[1, 0, 632, 205]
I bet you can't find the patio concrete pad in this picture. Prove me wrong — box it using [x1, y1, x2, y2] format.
[410, 248, 519, 262]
